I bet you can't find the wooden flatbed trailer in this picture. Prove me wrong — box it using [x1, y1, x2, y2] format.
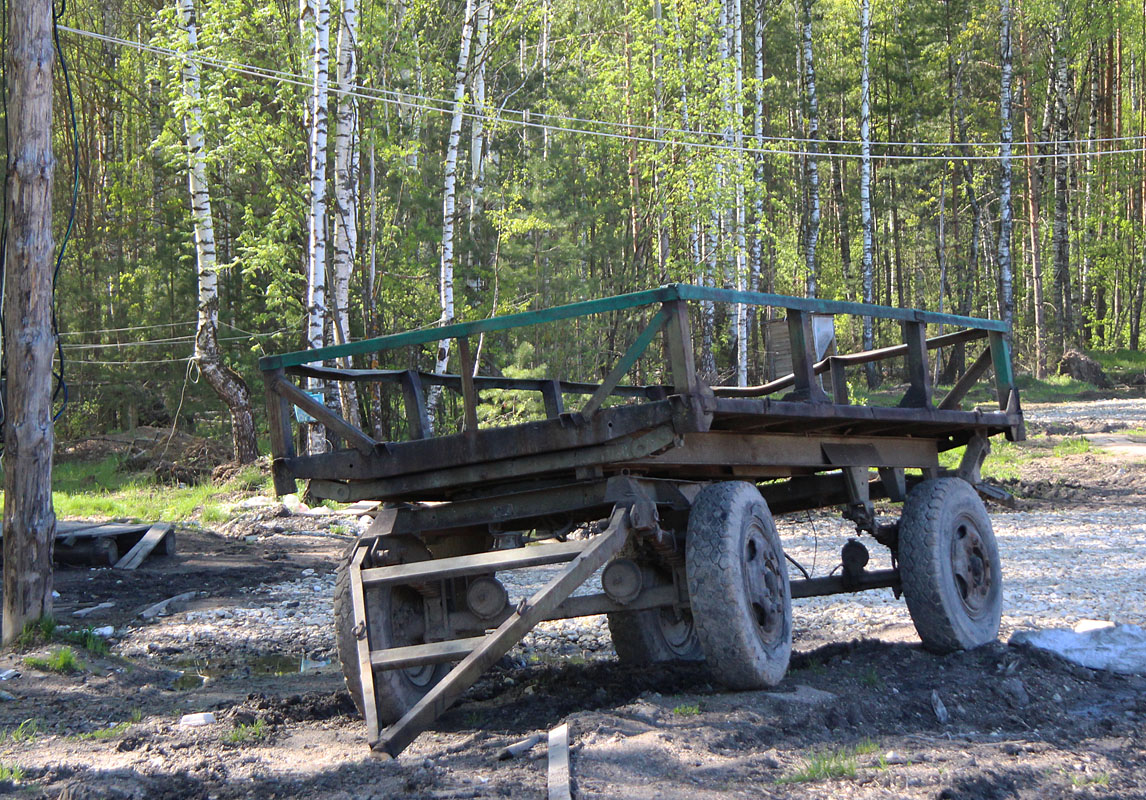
[259, 284, 1024, 758]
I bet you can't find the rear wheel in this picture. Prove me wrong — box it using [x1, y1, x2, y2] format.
[899, 478, 1002, 653]
[685, 482, 792, 689]
[333, 537, 449, 725]
[608, 601, 704, 665]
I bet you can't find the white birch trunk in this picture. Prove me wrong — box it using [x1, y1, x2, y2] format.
[332, 0, 359, 424]
[732, 0, 748, 386]
[427, 0, 477, 426]
[178, 0, 258, 463]
[1051, 20, 1072, 349]
[751, 0, 769, 295]
[998, 0, 1014, 332]
[305, 0, 331, 454]
[801, 0, 820, 299]
[859, 0, 876, 385]
[469, 0, 490, 222]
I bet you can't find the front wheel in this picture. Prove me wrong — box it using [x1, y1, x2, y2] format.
[333, 537, 449, 726]
[685, 482, 792, 689]
[899, 478, 1002, 653]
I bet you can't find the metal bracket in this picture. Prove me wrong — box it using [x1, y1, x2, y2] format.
[839, 466, 876, 536]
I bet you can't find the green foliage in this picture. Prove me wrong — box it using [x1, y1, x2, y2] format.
[78, 721, 131, 741]
[35, 0, 1146, 450]
[671, 703, 701, 716]
[860, 668, 883, 689]
[15, 616, 57, 649]
[223, 719, 269, 744]
[0, 456, 273, 524]
[23, 647, 83, 674]
[777, 747, 860, 784]
[58, 628, 110, 657]
[0, 763, 26, 783]
[1, 720, 43, 744]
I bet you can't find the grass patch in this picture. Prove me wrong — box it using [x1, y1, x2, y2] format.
[15, 616, 57, 649]
[1052, 436, 1092, 457]
[23, 646, 82, 674]
[0, 719, 43, 744]
[223, 719, 268, 744]
[0, 763, 25, 783]
[78, 721, 131, 741]
[58, 627, 110, 656]
[1091, 348, 1146, 373]
[777, 748, 859, 784]
[777, 740, 880, 784]
[1069, 771, 1111, 787]
[671, 703, 701, 716]
[860, 668, 883, 689]
[0, 455, 274, 524]
[938, 434, 1092, 482]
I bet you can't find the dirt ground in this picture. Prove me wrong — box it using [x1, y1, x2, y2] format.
[3, 421, 1146, 799]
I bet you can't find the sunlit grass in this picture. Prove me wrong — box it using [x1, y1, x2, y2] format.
[23, 647, 83, 674]
[0, 457, 272, 524]
[938, 434, 1093, 482]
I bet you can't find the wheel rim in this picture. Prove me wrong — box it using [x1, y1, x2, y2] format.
[948, 514, 994, 618]
[388, 585, 437, 688]
[657, 608, 698, 656]
[742, 516, 786, 644]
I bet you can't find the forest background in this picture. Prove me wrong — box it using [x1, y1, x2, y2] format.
[19, 0, 1146, 458]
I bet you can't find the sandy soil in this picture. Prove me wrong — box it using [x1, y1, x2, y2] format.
[2, 407, 1145, 800]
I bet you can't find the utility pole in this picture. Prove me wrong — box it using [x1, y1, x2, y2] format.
[2, 0, 57, 644]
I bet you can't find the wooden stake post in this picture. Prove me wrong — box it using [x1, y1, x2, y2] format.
[2, 0, 57, 645]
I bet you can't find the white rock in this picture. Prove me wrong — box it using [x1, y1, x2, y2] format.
[179, 712, 216, 727]
[92, 626, 114, 638]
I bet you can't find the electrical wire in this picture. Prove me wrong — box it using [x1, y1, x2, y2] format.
[73, 356, 194, 366]
[58, 320, 196, 336]
[51, 0, 80, 421]
[58, 24, 1146, 163]
[59, 330, 288, 350]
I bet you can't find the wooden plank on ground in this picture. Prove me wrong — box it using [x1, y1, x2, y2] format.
[114, 523, 173, 570]
[548, 722, 572, 800]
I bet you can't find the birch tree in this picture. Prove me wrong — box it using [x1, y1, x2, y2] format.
[998, 0, 1015, 332]
[1051, 16, 1073, 350]
[304, 0, 331, 454]
[178, 0, 258, 464]
[859, 0, 877, 385]
[801, 0, 821, 298]
[427, 0, 477, 424]
[731, 0, 748, 386]
[332, 0, 359, 424]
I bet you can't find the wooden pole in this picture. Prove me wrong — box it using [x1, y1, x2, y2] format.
[2, 0, 57, 644]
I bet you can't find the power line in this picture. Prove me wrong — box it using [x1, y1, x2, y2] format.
[59, 25, 1146, 162]
[72, 356, 193, 366]
[59, 320, 195, 336]
[60, 329, 290, 350]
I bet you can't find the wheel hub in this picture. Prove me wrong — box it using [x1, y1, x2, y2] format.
[950, 519, 993, 617]
[744, 523, 785, 642]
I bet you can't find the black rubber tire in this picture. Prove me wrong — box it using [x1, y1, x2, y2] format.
[333, 538, 449, 725]
[607, 604, 704, 664]
[899, 478, 1003, 653]
[685, 481, 792, 689]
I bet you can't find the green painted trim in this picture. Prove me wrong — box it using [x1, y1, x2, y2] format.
[673, 285, 1009, 332]
[260, 283, 1007, 371]
[581, 308, 669, 416]
[259, 285, 679, 370]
